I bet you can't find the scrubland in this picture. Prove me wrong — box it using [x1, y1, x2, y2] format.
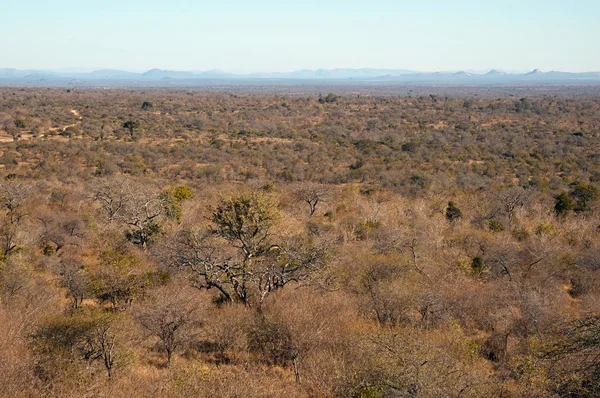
[0, 87, 599, 397]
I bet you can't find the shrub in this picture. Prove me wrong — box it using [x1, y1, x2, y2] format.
[247, 316, 295, 366]
[446, 201, 462, 222]
[488, 220, 505, 232]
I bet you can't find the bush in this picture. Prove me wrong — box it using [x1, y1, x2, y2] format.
[446, 201, 462, 222]
[488, 220, 505, 232]
[247, 316, 295, 366]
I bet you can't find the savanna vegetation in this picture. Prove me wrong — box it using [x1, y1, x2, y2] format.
[0, 86, 599, 397]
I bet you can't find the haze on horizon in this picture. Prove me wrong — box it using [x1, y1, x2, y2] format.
[1, 0, 599, 73]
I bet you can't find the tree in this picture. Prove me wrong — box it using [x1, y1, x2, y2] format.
[90, 176, 129, 222]
[120, 185, 165, 249]
[122, 121, 139, 138]
[135, 286, 202, 367]
[247, 315, 295, 366]
[445, 201, 462, 222]
[160, 186, 194, 223]
[541, 316, 600, 396]
[88, 247, 147, 310]
[165, 191, 327, 307]
[210, 192, 278, 260]
[324, 93, 338, 103]
[0, 181, 33, 257]
[554, 192, 575, 216]
[31, 310, 129, 379]
[58, 258, 88, 309]
[293, 183, 330, 216]
[13, 119, 27, 129]
[141, 101, 153, 110]
[91, 177, 167, 248]
[569, 183, 599, 213]
[498, 186, 531, 224]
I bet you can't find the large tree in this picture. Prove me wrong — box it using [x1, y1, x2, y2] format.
[164, 191, 327, 307]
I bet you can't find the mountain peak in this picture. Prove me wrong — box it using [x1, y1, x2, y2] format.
[526, 69, 543, 75]
[453, 71, 472, 77]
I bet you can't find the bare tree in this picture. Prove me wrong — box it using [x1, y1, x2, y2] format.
[0, 181, 33, 257]
[293, 183, 331, 216]
[135, 286, 203, 367]
[120, 185, 165, 249]
[86, 319, 117, 378]
[541, 316, 600, 396]
[90, 176, 129, 222]
[497, 186, 531, 225]
[91, 176, 166, 248]
[162, 231, 235, 302]
[58, 258, 87, 309]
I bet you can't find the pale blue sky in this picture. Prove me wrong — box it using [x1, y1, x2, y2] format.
[1, 0, 598, 72]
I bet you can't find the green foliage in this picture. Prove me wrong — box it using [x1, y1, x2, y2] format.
[211, 192, 277, 256]
[401, 141, 418, 153]
[319, 93, 338, 104]
[471, 256, 486, 275]
[160, 186, 193, 222]
[409, 175, 425, 188]
[30, 309, 127, 379]
[42, 243, 56, 256]
[122, 120, 139, 137]
[569, 183, 599, 213]
[209, 138, 226, 149]
[170, 186, 194, 202]
[445, 201, 462, 222]
[141, 101, 153, 110]
[60, 126, 80, 137]
[32, 309, 110, 355]
[356, 220, 381, 240]
[89, 248, 145, 310]
[535, 223, 558, 236]
[277, 168, 294, 182]
[14, 119, 28, 129]
[93, 158, 115, 176]
[512, 227, 530, 241]
[352, 385, 385, 398]
[125, 221, 162, 245]
[262, 181, 275, 192]
[488, 220, 505, 232]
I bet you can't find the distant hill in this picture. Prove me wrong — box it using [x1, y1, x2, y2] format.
[85, 69, 140, 79]
[141, 69, 196, 79]
[486, 70, 506, 76]
[453, 71, 473, 77]
[1, 67, 600, 86]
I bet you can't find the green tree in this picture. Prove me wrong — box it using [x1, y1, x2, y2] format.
[210, 192, 278, 259]
[13, 119, 27, 129]
[554, 192, 575, 216]
[166, 191, 326, 307]
[445, 201, 462, 222]
[570, 183, 599, 213]
[161, 186, 194, 223]
[89, 248, 147, 310]
[122, 121, 139, 138]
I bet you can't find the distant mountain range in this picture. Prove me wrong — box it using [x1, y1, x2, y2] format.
[1, 68, 599, 85]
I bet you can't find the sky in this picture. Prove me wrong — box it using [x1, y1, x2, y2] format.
[1, 0, 599, 73]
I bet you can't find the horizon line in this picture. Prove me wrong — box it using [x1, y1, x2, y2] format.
[3, 67, 600, 75]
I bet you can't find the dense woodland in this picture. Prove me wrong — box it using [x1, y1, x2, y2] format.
[0, 86, 599, 397]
